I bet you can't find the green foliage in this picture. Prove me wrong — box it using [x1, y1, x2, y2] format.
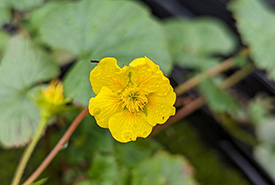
[0, 36, 59, 147]
[132, 151, 196, 185]
[88, 154, 118, 185]
[256, 119, 275, 146]
[155, 121, 251, 185]
[77, 149, 196, 185]
[114, 139, 161, 167]
[198, 78, 237, 113]
[29, 178, 48, 185]
[248, 95, 274, 124]
[230, 0, 275, 80]
[28, 1, 66, 34]
[0, 0, 44, 26]
[1, 0, 44, 10]
[63, 113, 114, 164]
[35, 0, 172, 105]
[254, 119, 275, 180]
[0, 7, 10, 26]
[164, 17, 236, 70]
[254, 145, 275, 181]
[64, 60, 95, 105]
[0, 31, 9, 58]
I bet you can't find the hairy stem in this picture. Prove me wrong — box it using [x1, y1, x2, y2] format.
[23, 108, 89, 185]
[174, 58, 234, 96]
[11, 113, 49, 185]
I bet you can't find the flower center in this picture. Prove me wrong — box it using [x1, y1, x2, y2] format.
[120, 85, 148, 112]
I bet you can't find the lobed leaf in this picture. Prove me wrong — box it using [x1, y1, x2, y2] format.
[37, 0, 172, 105]
[230, 0, 275, 79]
[132, 151, 196, 185]
[0, 36, 59, 147]
[164, 17, 236, 70]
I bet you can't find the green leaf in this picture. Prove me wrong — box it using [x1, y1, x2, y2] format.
[64, 60, 95, 106]
[28, 178, 48, 185]
[230, 0, 275, 80]
[0, 31, 9, 58]
[13, 0, 44, 10]
[88, 153, 118, 185]
[174, 52, 219, 71]
[0, 7, 10, 26]
[75, 180, 97, 185]
[8, 0, 44, 10]
[198, 78, 237, 113]
[28, 1, 67, 33]
[114, 139, 161, 167]
[248, 95, 274, 124]
[132, 151, 197, 185]
[254, 145, 275, 181]
[155, 152, 196, 185]
[164, 17, 236, 70]
[38, 0, 172, 105]
[256, 119, 275, 146]
[0, 36, 59, 147]
[64, 114, 114, 163]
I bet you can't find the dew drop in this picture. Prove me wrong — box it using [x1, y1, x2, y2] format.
[93, 107, 101, 115]
[61, 141, 69, 150]
[123, 130, 134, 141]
[142, 131, 148, 137]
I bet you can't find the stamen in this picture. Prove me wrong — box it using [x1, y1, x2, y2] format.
[120, 85, 148, 112]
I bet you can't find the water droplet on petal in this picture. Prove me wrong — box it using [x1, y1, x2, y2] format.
[123, 130, 134, 141]
[115, 68, 120, 72]
[93, 107, 101, 115]
[142, 131, 148, 137]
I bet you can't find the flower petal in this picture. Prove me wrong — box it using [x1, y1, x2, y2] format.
[89, 86, 123, 128]
[146, 86, 176, 126]
[129, 57, 171, 96]
[108, 111, 152, 143]
[90, 57, 129, 94]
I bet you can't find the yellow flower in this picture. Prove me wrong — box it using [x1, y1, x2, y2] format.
[89, 57, 176, 143]
[44, 80, 65, 105]
[36, 79, 69, 117]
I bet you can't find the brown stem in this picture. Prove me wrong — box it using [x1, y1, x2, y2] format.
[152, 62, 256, 136]
[23, 108, 89, 185]
[220, 63, 255, 89]
[174, 58, 234, 96]
[151, 97, 205, 136]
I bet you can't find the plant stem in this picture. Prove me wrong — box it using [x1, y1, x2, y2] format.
[152, 62, 256, 136]
[220, 63, 255, 89]
[11, 113, 49, 185]
[174, 58, 234, 96]
[151, 97, 205, 136]
[23, 108, 89, 185]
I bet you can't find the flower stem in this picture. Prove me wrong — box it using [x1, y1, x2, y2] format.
[11, 113, 49, 185]
[220, 63, 256, 89]
[174, 58, 234, 96]
[23, 108, 89, 185]
[153, 62, 256, 135]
